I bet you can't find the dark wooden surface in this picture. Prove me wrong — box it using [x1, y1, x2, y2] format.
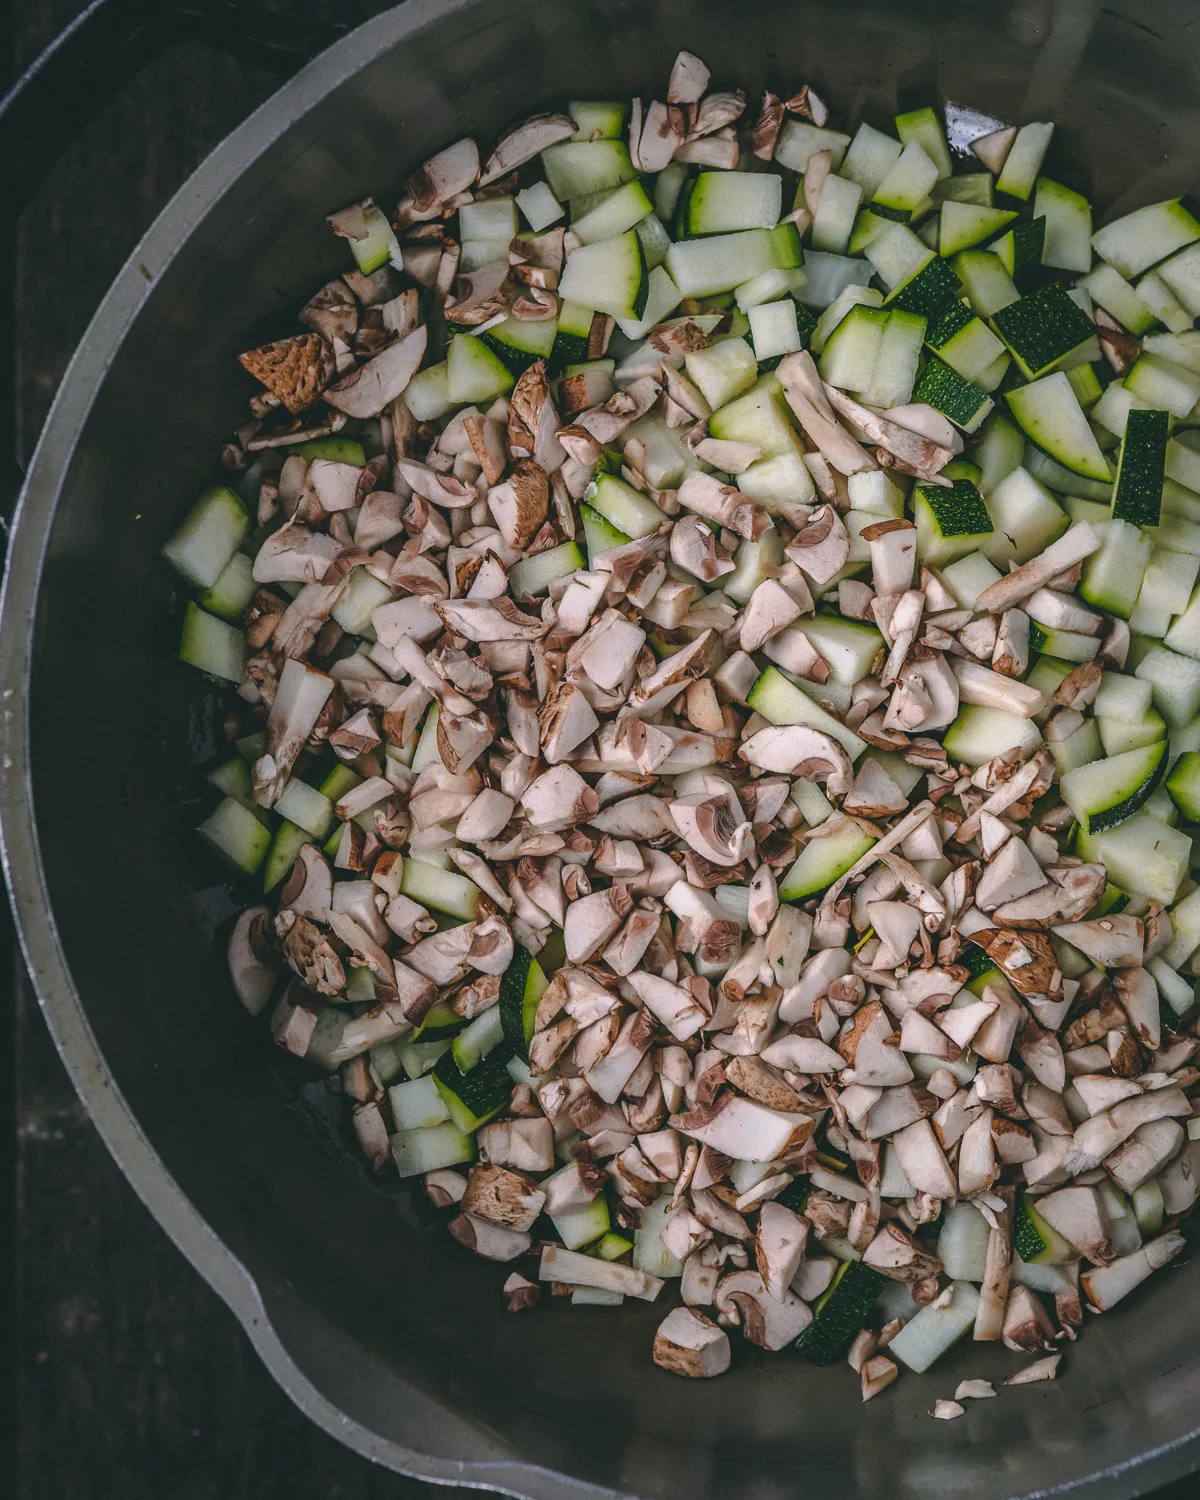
[6, 5, 1199, 1499]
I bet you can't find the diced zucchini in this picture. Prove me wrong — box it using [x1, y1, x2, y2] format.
[749, 299, 804, 363]
[1166, 751, 1200, 821]
[913, 356, 992, 432]
[1007, 371, 1112, 483]
[560, 230, 648, 321]
[746, 665, 866, 758]
[810, 173, 863, 255]
[995, 122, 1054, 201]
[508, 540, 585, 600]
[939, 201, 1017, 257]
[1080, 517, 1153, 619]
[1126, 352, 1200, 419]
[976, 411, 1027, 493]
[196, 550, 256, 623]
[1157, 241, 1200, 317]
[179, 602, 246, 684]
[871, 141, 938, 223]
[481, 314, 558, 374]
[1014, 1198, 1075, 1265]
[1079, 264, 1159, 336]
[452, 1005, 505, 1073]
[197, 796, 271, 875]
[1138, 272, 1193, 333]
[953, 249, 1019, 316]
[1076, 811, 1192, 904]
[937, 1202, 992, 1282]
[979, 466, 1068, 566]
[541, 140, 636, 200]
[339, 201, 397, 274]
[991, 216, 1047, 285]
[684, 171, 782, 234]
[1033, 177, 1093, 272]
[1093, 197, 1200, 281]
[389, 1074, 451, 1132]
[580, 502, 630, 565]
[391, 1120, 474, 1179]
[404, 361, 455, 422]
[572, 179, 653, 244]
[889, 1281, 982, 1373]
[1061, 741, 1169, 833]
[992, 281, 1097, 379]
[1137, 644, 1200, 726]
[926, 299, 1006, 384]
[262, 821, 312, 893]
[433, 1042, 516, 1134]
[163, 485, 250, 589]
[819, 304, 888, 393]
[778, 816, 876, 901]
[552, 1193, 612, 1251]
[794, 1259, 885, 1365]
[516, 181, 564, 232]
[400, 861, 479, 920]
[685, 337, 759, 408]
[774, 120, 852, 174]
[666, 224, 802, 299]
[568, 99, 627, 141]
[794, 250, 874, 310]
[585, 471, 665, 539]
[943, 705, 1043, 768]
[913, 479, 994, 565]
[895, 105, 951, 178]
[1112, 407, 1170, 527]
[499, 945, 549, 1058]
[274, 779, 334, 839]
[842, 123, 903, 196]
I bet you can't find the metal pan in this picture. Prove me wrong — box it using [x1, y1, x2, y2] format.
[3, 2, 1200, 1495]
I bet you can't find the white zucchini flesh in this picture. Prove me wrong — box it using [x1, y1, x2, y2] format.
[888, 1281, 981, 1372]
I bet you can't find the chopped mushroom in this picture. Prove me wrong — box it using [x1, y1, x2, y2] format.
[180, 53, 1200, 1401]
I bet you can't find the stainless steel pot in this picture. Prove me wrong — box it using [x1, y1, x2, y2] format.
[4, 3, 1200, 1496]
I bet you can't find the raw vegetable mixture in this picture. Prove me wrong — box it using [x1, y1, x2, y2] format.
[165, 47, 1200, 1400]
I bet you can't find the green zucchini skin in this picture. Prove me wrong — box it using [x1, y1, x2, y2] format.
[991, 281, 1095, 378]
[1112, 406, 1170, 526]
[794, 1260, 886, 1365]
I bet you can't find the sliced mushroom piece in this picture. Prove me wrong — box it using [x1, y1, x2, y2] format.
[479, 113, 577, 185]
[862, 1222, 943, 1283]
[1052, 915, 1144, 969]
[448, 1213, 532, 1262]
[668, 49, 711, 103]
[671, 1094, 816, 1162]
[1081, 1233, 1185, 1311]
[975, 837, 1048, 911]
[461, 1162, 546, 1232]
[1002, 1284, 1057, 1354]
[785, 504, 851, 586]
[444, 260, 514, 326]
[227, 906, 280, 1014]
[738, 724, 853, 794]
[255, 658, 335, 807]
[714, 1268, 812, 1350]
[971, 123, 1017, 173]
[669, 790, 753, 868]
[892, 1118, 957, 1199]
[652, 1306, 730, 1377]
[323, 325, 428, 419]
[398, 137, 480, 224]
[564, 884, 633, 963]
[239, 333, 334, 414]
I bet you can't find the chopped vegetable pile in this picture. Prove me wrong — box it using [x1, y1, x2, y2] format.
[167, 48, 1200, 1399]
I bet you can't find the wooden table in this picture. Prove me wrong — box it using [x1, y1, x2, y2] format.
[6, 5, 1197, 1497]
